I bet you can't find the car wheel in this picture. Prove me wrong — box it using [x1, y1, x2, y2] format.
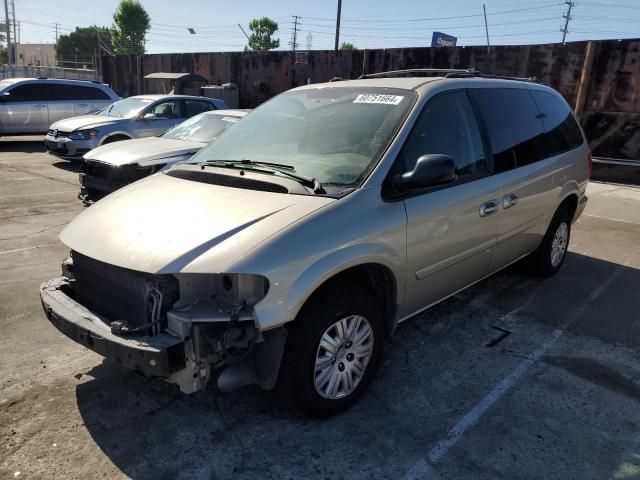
[279, 286, 384, 417]
[530, 206, 571, 277]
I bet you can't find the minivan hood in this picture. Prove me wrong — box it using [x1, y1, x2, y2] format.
[49, 115, 121, 131]
[84, 137, 205, 166]
[60, 168, 335, 274]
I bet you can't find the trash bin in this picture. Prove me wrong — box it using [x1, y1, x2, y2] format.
[202, 83, 239, 109]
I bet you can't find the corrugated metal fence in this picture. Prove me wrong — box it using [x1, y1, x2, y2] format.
[100, 39, 640, 162]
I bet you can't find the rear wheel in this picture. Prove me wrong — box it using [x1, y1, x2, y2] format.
[529, 206, 571, 277]
[279, 286, 384, 417]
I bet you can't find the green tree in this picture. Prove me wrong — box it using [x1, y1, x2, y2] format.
[0, 44, 7, 64]
[55, 26, 112, 63]
[246, 17, 280, 52]
[339, 42, 356, 51]
[111, 0, 150, 54]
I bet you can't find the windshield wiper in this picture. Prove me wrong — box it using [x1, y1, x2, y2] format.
[200, 159, 326, 194]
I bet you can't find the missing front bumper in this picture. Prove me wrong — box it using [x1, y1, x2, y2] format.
[40, 277, 186, 377]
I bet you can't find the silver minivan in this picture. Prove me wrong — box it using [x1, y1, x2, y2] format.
[40, 70, 590, 416]
[0, 78, 118, 134]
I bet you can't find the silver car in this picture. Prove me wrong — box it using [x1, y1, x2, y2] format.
[78, 109, 249, 203]
[40, 71, 590, 416]
[0, 78, 118, 135]
[44, 94, 227, 158]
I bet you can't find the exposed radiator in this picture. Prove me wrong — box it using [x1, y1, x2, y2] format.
[71, 251, 179, 336]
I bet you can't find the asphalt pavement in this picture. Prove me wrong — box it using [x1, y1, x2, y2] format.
[1, 138, 639, 480]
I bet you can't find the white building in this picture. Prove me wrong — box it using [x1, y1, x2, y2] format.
[15, 43, 55, 67]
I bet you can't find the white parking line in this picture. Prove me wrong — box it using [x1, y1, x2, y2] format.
[0, 243, 59, 255]
[404, 262, 626, 480]
[583, 213, 640, 225]
[0, 190, 77, 200]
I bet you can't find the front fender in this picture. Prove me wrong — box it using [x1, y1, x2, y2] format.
[99, 130, 133, 145]
[252, 242, 405, 332]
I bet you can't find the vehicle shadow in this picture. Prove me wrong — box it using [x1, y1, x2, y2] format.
[75, 251, 640, 479]
[0, 138, 45, 153]
[591, 163, 640, 186]
[51, 160, 81, 173]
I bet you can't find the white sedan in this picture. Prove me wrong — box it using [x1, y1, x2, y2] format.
[78, 109, 250, 203]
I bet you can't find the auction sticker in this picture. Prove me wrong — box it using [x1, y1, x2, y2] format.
[353, 94, 404, 105]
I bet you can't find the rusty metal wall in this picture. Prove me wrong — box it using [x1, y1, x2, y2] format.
[102, 39, 640, 160]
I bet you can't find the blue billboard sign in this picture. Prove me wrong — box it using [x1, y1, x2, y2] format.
[431, 32, 457, 48]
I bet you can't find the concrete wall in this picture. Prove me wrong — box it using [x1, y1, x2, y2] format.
[102, 39, 640, 160]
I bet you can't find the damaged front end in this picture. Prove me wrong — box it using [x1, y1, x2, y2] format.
[78, 160, 165, 204]
[40, 252, 286, 394]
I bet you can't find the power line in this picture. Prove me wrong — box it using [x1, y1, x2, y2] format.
[301, 16, 560, 32]
[306, 3, 563, 24]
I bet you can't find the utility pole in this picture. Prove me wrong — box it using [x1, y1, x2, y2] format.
[334, 0, 342, 52]
[54, 22, 59, 43]
[290, 15, 300, 53]
[483, 4, 490, 53]
[561, 0, 575, 45]
[10, 0, 15, 46]
[3, 0, 12, 64]
[306, 32, 313, 51]
[237, 23, 250, 44]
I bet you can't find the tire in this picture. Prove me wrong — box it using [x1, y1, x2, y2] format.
[529, 206, 571, 277]
[279, 285, 385, 417]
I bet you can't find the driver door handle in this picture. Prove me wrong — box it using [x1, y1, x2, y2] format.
[503, 192, 519, 209]
[479, 199, 499, 217]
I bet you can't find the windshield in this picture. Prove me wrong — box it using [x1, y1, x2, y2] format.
[190, 87, 415, 186]
[162, 113, 241, 143]
[98, 97, 154, 118]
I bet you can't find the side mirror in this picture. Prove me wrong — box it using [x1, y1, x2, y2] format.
[393, 154, 457, 192]
[142, 113, 158, 121]
[0, 91, 10, 102]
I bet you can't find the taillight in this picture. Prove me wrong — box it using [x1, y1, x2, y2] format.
[588, 151, 593, 177]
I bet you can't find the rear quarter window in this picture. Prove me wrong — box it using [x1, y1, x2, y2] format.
[48, 84, 111, 101]
[79, 86, 111, 100]
[472, 88, 546, 173]
[531, 90, 584, 156]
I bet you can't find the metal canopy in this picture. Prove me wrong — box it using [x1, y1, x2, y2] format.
[144, 72, 208, 82]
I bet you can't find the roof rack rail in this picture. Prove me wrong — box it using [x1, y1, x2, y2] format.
[444, 71, 540, 83]
[358, 68, 477, 79]
[356, 68, 540, 84]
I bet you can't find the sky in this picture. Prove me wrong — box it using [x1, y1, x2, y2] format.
[10, 0, 640, 54]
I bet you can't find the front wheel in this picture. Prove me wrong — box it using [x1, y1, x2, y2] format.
[529, 207, 571, 277]
[279, 286, 385, 417]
